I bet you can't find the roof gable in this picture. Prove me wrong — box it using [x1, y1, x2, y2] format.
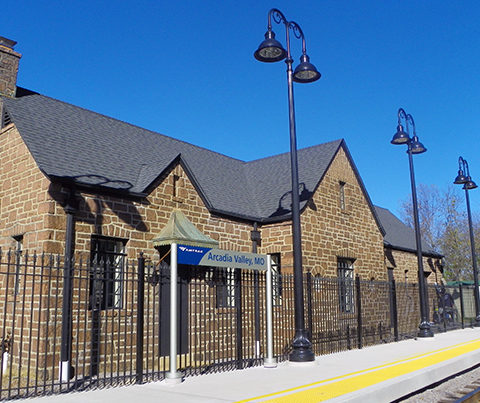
[2, 91, 253, 205]
[243, 139, 342, 221]
[2, 90, 371, 223]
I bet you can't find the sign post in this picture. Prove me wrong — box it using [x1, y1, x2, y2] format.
[170, 245, 275, 372]
[165, 243, 183, 384]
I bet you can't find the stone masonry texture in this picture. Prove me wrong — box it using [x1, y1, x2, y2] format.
[0, 120, 444, 383]
[0, 43, 21, 98]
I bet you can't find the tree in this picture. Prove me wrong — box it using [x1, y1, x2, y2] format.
[400, 184, 477, 282]
[439, 188, 470, 282]
[400, 184, 442, 253]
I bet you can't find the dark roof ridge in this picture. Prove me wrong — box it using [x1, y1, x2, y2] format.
[7, 88, 248, 164]
[373, 205, 390, 213]
[245, 139, 344, 165]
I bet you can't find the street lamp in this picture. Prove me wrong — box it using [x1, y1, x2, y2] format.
[454, 156, 480, 326]
[391, 108, 433, 338]
[254, 9, 320, 362]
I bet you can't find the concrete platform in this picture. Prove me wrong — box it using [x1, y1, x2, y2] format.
[27, 328, 480, 402]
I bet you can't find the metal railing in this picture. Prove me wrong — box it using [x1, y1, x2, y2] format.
[0, 249, 471, 399]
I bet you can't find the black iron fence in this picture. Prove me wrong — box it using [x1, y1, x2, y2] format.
[0, 249, 473, 400]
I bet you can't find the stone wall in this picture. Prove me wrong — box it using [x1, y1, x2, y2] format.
[0, 125, 406, 284]
[65, 163, 252, 258]
[0, 123, 56, 252]
[0, 122, 444, 383]
[0, 121, 444, 284]
[386, 248, 443, 284]
[261, 147, 385, 279]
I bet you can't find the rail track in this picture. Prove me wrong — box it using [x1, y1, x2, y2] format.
[396, 364, 480, 402]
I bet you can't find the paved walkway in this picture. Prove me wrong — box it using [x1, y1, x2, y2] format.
[28, 328, 480, 402]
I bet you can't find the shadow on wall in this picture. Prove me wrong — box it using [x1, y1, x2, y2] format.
[269, 182, 314, 218]
[385, 249, 396, 268]
[48, 178, 149, 235]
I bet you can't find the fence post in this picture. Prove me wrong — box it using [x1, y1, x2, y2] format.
[391, 279, 399, 342]
[441, 287, 447, 332]
[235, 268, 243, 369]
[136, 253, 145, 384]
[459, 284, 465, 329]
[264, 255, 277, 368]
[355, 275, 363, 349]
[306, 271, 313, 341]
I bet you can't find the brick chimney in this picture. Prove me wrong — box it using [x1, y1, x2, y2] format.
[0, 36, 22, 98]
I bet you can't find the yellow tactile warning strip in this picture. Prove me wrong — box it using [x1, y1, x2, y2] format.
[237, 338, 480, 402]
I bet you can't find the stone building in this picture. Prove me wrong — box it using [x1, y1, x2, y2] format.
[375, 205, 444, 285]
[0, 36, 442, 282]
[0, 37, 444, 384]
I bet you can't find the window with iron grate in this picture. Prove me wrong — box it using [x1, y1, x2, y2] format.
[13, 235, 23, 296]
[337, 258, 354, 313]
[89, 236, 127, 310]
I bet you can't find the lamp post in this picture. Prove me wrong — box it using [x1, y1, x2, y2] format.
[391, 108, 433, 338]
[254, 9, 320, 362]
[454, 157, 480, 326]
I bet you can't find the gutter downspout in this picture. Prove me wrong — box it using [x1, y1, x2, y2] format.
[60, 188, 76, 382]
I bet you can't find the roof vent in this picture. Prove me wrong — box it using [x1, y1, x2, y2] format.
[1, 107, 12, 128]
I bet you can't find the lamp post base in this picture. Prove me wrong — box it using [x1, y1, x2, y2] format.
[417, 321, 434, 338]
[473, 315, 480, 327]
[289, 329, 315, 362]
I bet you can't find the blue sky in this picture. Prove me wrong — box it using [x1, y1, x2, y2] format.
[3, 1, 480, 217]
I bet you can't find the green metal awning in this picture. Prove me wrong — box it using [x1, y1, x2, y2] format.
[152, 210, 219, 248]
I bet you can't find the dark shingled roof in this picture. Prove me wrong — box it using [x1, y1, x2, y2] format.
[374, 205, 442, 257]
[1, 89, 381, 229]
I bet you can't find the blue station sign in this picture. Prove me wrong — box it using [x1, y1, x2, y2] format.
[177, 244, 268, 271]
